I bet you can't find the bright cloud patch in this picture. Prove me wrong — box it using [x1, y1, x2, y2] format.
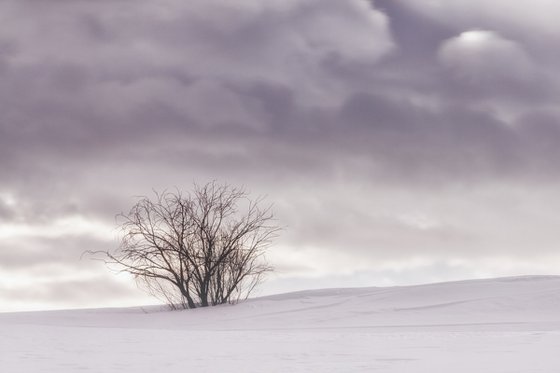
[438, 30, 532, 84]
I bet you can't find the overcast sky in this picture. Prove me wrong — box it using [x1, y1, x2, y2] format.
[2, 0, 560, 311]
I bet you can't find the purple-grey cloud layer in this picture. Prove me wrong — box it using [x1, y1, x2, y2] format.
[1, 0, 560, 310]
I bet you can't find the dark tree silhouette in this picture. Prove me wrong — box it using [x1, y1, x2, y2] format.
[102, 182, 278, 309]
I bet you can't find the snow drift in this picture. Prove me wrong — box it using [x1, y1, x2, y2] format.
[1, 275, 559, 372]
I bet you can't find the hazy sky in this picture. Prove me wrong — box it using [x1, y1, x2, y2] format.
[2, 0, 560, 311]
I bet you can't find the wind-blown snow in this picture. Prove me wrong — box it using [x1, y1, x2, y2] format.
[1, 276, 559, 372]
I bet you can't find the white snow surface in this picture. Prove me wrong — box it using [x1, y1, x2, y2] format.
[1, 275, 559, 372]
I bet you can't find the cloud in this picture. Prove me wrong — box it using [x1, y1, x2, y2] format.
[438, 30, 533, 85]
[394, 0, 560, 40]
[0, 273, 151, 312]
[1, 0, 560, 310]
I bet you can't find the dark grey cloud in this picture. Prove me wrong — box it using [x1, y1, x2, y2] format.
[1, 0, 560, 310]
[0, 235, 112, 270]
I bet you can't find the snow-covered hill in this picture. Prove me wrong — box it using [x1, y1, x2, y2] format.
[1, 276, 559, 372]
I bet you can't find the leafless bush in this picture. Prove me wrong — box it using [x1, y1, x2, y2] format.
[100, 182, 278, 309]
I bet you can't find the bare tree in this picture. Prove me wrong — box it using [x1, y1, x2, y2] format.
[101, 182, 279, 309]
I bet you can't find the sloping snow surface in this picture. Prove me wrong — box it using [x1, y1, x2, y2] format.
[1, 276, 559, 372]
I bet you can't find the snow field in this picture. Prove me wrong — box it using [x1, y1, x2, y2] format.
[1, 276, 559, 372]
